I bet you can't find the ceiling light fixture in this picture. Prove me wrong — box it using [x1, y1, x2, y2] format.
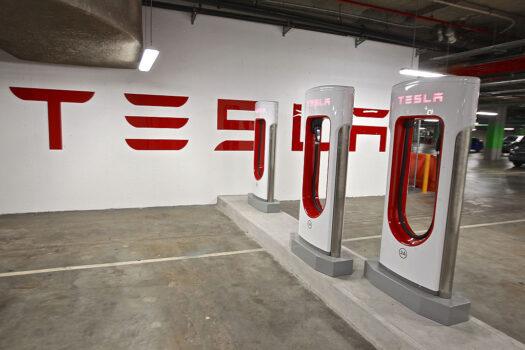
[399, 68, 446, 78]
[400, 4, 447, 80]
[476, 111, 498, 116]
[139, 49, 159, 72]
[139, 0, 159, 72]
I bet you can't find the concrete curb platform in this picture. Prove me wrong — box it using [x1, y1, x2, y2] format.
[247, 193, 280, 213]
[365, 259, 470, 326]
[291, 233, 353, 277]
[217, 195, 525, 350]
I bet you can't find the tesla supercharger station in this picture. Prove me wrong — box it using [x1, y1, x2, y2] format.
[365, 76, 480, 325]
[248, 101, 280, 213]
[291, 86, 354, 277]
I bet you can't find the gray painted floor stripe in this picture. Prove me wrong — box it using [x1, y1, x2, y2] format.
[0, 248, 264, 278]
[342, 218, 525, 243]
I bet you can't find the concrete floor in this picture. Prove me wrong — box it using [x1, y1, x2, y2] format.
[281, 153, 525, 343]
[0, 206, 374, 349]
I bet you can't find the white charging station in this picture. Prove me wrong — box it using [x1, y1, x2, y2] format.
[248, 101, 280, 213]
[365, 76, 480, 325]
[291, 85, 354, 277]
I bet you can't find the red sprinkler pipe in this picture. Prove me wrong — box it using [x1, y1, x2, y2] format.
[448, 55, 525, 76]
[338, 0, 487, 33]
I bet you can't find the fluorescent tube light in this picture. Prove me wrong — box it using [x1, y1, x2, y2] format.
[138, 48, 159, 72]
[423, 119, 439, 122]
[476, 111, 498, 116]
[505, 128, 515, 131]
[399, 68, 445, 78]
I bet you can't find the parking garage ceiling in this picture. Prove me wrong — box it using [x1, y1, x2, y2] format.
[1, 0, 524, 128]
[151, 0, 525, 128]
[152, 0, 525, 49]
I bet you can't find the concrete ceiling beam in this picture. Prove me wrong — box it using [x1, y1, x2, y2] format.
[0, 0, 143, 68]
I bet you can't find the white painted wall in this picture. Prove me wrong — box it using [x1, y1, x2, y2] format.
[0, 8, 413, 214]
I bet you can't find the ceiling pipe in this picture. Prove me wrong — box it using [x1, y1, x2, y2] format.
[448, 55, 525, 76]
[338, 0, 487, 33]
[431, 0, 516, 33]
[429, 39, 525, 62]
[481, 88, 525, 96]
[151, 0, 454, 51]
[478, 99, 525, 107]
[262, 0, 430, 29]
[482, 78, 525, 88]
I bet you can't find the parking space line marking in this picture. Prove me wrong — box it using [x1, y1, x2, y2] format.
[342, 218, 525, 243]
[342, 245, 367, 261]
[343, 235, 382, 242]
[0, 248, 264, 278]
[459, 218, 525, 229]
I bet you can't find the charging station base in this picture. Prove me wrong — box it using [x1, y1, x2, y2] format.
[365, 259, 470, 325]
[247, 193, 280, 213]
[290, 233, 353, 277]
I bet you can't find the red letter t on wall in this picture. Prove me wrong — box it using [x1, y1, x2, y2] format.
[10, 87, 94, 150]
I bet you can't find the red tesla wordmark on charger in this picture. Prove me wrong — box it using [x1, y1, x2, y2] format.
[10, 87, 94, 150]
[124, 93, 189, 151]
[214, 99, 256, 151]
[291, 104, 388, 152]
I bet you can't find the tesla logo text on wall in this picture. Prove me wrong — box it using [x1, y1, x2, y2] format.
[397, 92, 444, 105]
[8, 86, 390, 154]
[9, 87, 190, 151]
[213, 100, 389, 152]
[214, 99, 256, 151]
[10, 87, 95, 150]
[124, 93, 190, 151]
[291, 104, 389, 152]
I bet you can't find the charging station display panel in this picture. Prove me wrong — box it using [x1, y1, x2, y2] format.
[379, 77, 480, 293]
[388, 116, 443, 245]
[254, 118, 266, 181]
[252, 101, 278, 201]
[299, 86, 354, 254]
[302, 116, 330, 218]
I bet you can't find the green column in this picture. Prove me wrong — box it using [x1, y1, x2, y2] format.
[486, 121, 504, 149]
[484, 107, 506, 160]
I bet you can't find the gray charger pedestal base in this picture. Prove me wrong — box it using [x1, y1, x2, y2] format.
[247, 193, 280, 213]
[365, 259, 470, 325]
[290, 233, 353, 277]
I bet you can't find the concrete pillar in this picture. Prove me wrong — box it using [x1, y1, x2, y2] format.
[484, 106, 507, 161]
